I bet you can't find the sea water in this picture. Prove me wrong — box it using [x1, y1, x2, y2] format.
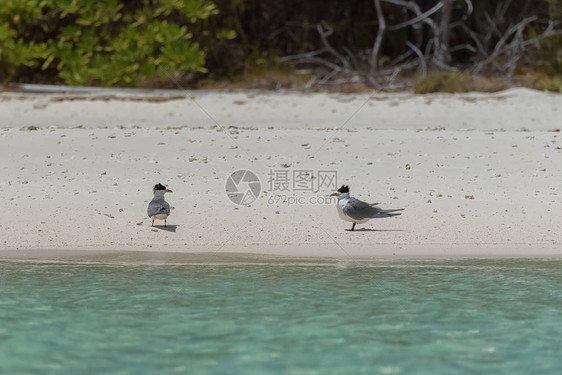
[0, 257, 561, 374]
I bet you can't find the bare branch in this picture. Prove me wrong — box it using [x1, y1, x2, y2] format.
[431, 57, 456, 71]
[387, 2, 443, 31]
[462, 0, 473, 15]
[370, 0, 387, 73]
[391, 50, 414, 65]
[457, 22, 488, 57]
[275, 0, 561, 87]
[449, 44, 477, 53]
[279, 53, 342, 72]
[343, 46, 360, 70]
[378, 60, 419, 76]
[498, 0, 513, 23]
[278, 48, 328, 63]
[484, 11, 503, 39]
[318, 68, 341, 84]
[483, 0, 513, 48]
[382, 0, 441, 61]
[473, 16, 538, 74]
[406, 41, 427, 76]
[437, 0, 453, 65]
[305, 76, 318, 89]
[521, 21, 560, 48]
[317, 22, 351, 70]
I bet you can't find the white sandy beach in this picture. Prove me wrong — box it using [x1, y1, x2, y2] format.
[0, 87, 560, 258]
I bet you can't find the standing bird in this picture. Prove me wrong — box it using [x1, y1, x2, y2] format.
[330, 185, 403, 231]
[148, 183, 173, 227]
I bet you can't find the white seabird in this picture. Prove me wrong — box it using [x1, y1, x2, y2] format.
[148, 183, 173, 227]
[330, 185, 403, 231]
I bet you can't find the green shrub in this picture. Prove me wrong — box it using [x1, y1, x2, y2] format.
[547, 0, 562, 21]
[535, 74, 562, 92]
[414, 72, 473, 94]
[413, 71, 509, 94]
[0, 0, 217, 86]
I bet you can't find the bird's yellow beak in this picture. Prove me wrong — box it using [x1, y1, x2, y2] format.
[329, 193, 338, 197]
[166, 189, 173, 193]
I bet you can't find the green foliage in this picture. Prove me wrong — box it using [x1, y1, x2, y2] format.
[527, 0, 562, 76]
[535, 74, 562, 92]
[534, 34, 562, 75]
[414, 72, 473, 94]
[413, 72, 508, 94]
[546, 0, 562, 21]
[0, 0, 216, 86]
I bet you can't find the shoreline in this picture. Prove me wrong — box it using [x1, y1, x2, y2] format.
[1, 243, 561, 263]
[2, 87, 561, 131]
[1, 89, 560, 256]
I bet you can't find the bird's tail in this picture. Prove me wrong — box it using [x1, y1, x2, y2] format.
[377, 208, 404, 217]
[381, 208, 404, 213]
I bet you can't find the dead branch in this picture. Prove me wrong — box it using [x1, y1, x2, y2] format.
[473, 16, 537, 74]
[387, 2, 443, 31]
[378, 60, 419, 76]
[276, 0, 561, 87]
[370, 0, 387, 73]
[406, 41, 427, 76]
[391, 50, 414, 65]
[462, 0, 473, 16]
[382, 0, 441, 66]
[343, 46, 360, 70]
[456, 21, 488, 58]
[278, 49, 329, 63]
[317, 22, 350, 70]
[521, 21, 560, 48]
[449, 43, 477, 53]
[483, 0, 513, 49]
[279, 21, 353, 80]
[437, 0, 453, 65]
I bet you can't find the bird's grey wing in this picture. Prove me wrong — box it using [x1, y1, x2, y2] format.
[343, 198, 380, 220]
[147, 200, 170, 217]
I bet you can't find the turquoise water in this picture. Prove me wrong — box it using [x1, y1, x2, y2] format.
[0, 257, 561, 374]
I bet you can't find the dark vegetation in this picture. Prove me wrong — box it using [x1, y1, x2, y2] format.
[1, 0, 561, 92]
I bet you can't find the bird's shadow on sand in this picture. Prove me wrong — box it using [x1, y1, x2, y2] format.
[345, 228, 406, 232]
[152, 225, 178, 233]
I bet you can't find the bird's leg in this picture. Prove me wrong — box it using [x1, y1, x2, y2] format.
[164, 219, 167, 227]
[152, 218, 154, 227]
[351, 223, 356, 231]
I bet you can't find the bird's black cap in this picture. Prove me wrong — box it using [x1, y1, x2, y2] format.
[337, 185, 349, 193]
[153, 183, 167, 191]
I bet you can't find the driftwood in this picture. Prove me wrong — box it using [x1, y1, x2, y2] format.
[278, 0, 561, 87]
